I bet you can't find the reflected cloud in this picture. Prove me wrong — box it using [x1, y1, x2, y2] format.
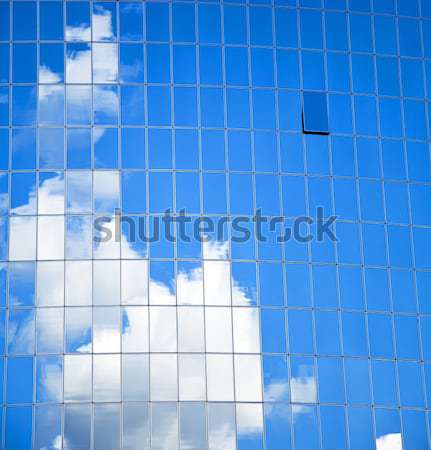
[39, 86, 64, 125]
[204, 259, 231, 305]
[236, 403, 264, 446]
[208, 404, 236, 450]
[290, 375, 317, 404]
[203, 237, 229, 259]
[177, 263, 203, 305]
[40, 435, 62, 450]
[209, 421, 235, 450]
[376, 433, 403, 450]
[37, 216, 65, 260]
[8, 309, 35, 354]
[11, 178, 36, 215]
[234, 355, 262, 402]
[93, 44, 118, 82]
[65, 308, 92, 353]
[64, 355, 92, 401]
[66, 85, 92, 125]
[122, 307, 149, 352]
[93, 127, 107, 144]
[39, 65, 62, 84]
[151, 403, 178, 450]
[67, 171, 91, 213]
[37, 262, 64, 306]
[50, 435, 62, 450]
[149, 275, 176, 305]
[94, 171, 119, 212]
[93, 215, 120, 259]
[264, 380, 290, 402]
[93, 5, 115, 41]
[38, 172, 65, 215]
[66, 216, 92, 259]
[94, 85, 118, 124]
[9, 216, 37, 261]
[65, 261, 92, 306]
[0, 194, 7, 214]
[66, 44, 91, 83]
[37, 309, 63, 353]
[65, 24, 91, 42]
[37, 357, 63, 403]
[123, 404, 150, 448]
[121, 260, 148, 304]
[93, 307, 121, 353]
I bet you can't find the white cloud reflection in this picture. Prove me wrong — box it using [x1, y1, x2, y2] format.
[264, 379, 290, 402]
[290, 375, 317, 407]
[41, 435, 61, 450]
[65, 25, 91, 42]
[19, 204, 263, 408]
[38, 173, 65, 215]
[93, 44, 118, 82]
[92, 5, 115, 41]
[66, 44, 91, 83]
[39, 65, 62, 84]
[376, 433, 403, 450]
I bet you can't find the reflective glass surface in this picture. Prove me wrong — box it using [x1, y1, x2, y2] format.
[2, 1, 431, 449]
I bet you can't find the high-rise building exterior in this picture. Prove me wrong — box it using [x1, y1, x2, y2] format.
[1, 0, 431, 449]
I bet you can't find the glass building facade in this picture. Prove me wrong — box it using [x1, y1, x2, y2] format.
[1, 0, 431, 448]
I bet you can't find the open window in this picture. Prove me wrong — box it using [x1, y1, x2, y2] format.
[302, 91, 329, 135]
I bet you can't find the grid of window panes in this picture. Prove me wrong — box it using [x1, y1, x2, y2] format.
[1, 0, 431, 449]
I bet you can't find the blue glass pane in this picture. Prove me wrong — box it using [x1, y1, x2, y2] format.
[303, 92, 329, 134]
[6, 407, 32, 450]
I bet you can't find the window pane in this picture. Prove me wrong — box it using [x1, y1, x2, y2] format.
[64, 355, 92, 402]
[303, 92, 329, 134]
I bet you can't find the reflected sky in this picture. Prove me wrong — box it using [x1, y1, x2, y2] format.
[9, 262, 35, 307]
[39, 43, 64, 83]
[38, 172, 65, 215]
[66, 2, 90, 41]
[376, 433, 403, 450]
[290, 357, 317, 404]
[93, 3, 116, 42]
[3, 1, 431, 448]
[39, 85, 64, 125]
[36, 356, 63, 403]
[93, 44, 118, 82]
[8, 309, 35, 354]
[66, 43, 91, 83]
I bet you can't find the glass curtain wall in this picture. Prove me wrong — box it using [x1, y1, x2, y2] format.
[0, 0, 431, 449]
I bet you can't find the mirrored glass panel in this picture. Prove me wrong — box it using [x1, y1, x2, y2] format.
[303, 91, 329, 134]
[38, 172, 64, 215]
[64, 355, 92, 402]
[94, 404, 121, 450]
[93, 355, 121, 402]
[36, 308, 63, 353]
[9, 262, 35, 307]
[36, 356, 63, 403]
[8, 308, 35, 354]
[150, 306, 177, 352]
[65, 307, 92, 353]
[151, 402, 178, 450]
[150, 354, 178, 401]
[123, 354, 149, 401]
[93, 306, 120, 353]
[37, 261, 64, 306]
[122, 306, 149, 352]
[178, 354, 206, 401]
[123, 403, 150, 450]
[64, 404, 91, 450]
[65, 261, 92, 306]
